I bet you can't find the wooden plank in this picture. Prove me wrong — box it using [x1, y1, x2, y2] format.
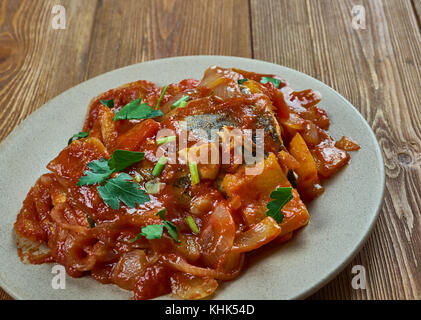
[412, 0, 421, 25]
[250, 0, 421, 299]
[84, 0, 251, 78]
[0, 0, 98, 143]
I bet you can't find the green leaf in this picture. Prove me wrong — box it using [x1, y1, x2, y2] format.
[156, 208, 167, 220]
[97, 173, 149, 210]
[100, 99, 114, 108]
[260, 77, 281, 88]
[77, 158, 114, 186]
[113, 99, 163, 121]
[129, 224, 164, 243]
[140, 224, 164, 239]
[108, 149, 144, 172]
[266, 187, 293, 223]
[68, 131, 89, 145]
[237, 78, 248, 85]
[164, 220, 180, 243]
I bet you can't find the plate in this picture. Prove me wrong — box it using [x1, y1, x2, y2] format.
[0, 56, 385, 300]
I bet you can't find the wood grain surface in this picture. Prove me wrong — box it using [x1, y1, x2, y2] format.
[0, 0, 420, 300]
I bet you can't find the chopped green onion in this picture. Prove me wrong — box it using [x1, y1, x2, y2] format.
[155, 85, 168, 110]
[152, 156, 167, 177]
[260, 76, 281, 88]
[189, 161, 200, 185]
[186, 215, 199, 234]
[237, 78, 248, 85]
[144, 180, 164, 194]
[156, 135, 176, 145]
[171, 95, 189, 109]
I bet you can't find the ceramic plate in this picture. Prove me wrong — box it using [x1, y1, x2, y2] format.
[0, 56, 385, 300]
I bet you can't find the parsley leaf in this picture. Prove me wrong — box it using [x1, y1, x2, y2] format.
[129, 208, 179, 243]
[260, 76, 282, 88]
[77, 157, 114, 186]
[266, 187, 293, 223]
[129, 224, 164, 243]
[68, 131, 89, 145]
[153, 207, 180, 242]
[141, 224, 164, 239]
[108, 149, 144, 172]
[97, 173, 149, 210]
[156, 208, 167, 220]
[113, 99, 163, 121]
[164, 220, 180, 243]
[237, 78, 248, 85]
[100, 99, 114, 108]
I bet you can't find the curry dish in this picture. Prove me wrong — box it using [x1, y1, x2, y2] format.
[14, 67, 359, 300]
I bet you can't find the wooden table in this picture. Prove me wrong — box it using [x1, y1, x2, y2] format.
[0, 0, 420, 300]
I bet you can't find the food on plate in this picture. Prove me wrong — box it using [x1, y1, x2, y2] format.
[14, 66, 359, 299]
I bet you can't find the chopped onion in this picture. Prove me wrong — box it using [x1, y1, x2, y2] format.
[144, 180, 165, 194]
[171, 272, 218, 300]
[232, 217, 282, 253]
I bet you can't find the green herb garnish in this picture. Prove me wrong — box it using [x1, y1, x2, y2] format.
[189, 161, 200, 185]
[266, 187, 293, 223]
[100, 99, 114, 108]
[186, 215, 199, 234]
[237, 78, 248, 85]
[156, 208, 167, 220]
[260, 77, 281, 88]
[97, 173, 149, 210]
[164, 220, 180, 243]
[78, 150, 144, 186]
[156, 135, 176, 145]
[108, 150, 144, 172]
[113, 99, 163, 121]
[68, 131, 89, 145]
[170, 95, 190, 109]
[77, 157, 114, 186]
[152, 156, 167, 177]
[155, 85, 168, 110]
[129, 224, 164, 243]
[130, 207, 179, 243]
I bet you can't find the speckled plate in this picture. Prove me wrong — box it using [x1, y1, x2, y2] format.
[0, 56, 385, 300]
